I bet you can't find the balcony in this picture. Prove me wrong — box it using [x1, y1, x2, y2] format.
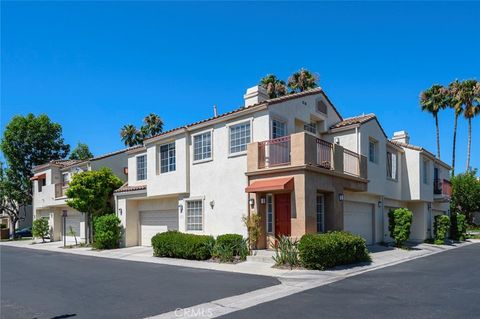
[434, 179, 452, 198]
[55, 183, 68, 198]
[248, 132, 367, 179]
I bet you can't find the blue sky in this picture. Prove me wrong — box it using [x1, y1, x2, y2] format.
[1, 1, 479, 172]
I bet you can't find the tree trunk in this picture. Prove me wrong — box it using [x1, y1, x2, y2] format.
[435, 114, 441, 159]
[466, 117, 472, 171]
[84, 212, 90, 245]
[451, 113, 458, 176]
[9, 216, 17, 240]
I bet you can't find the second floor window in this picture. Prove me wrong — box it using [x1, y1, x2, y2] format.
[229, 122, 251, 154]
[193, 132, 212, 161]
[369, 140, 378, 163]
[423, 159, 429, 184]
[304, 122, 317, 135]
[272, 120, 286, 139]
[136, 155, 147, 180]
[160, 142, 176, 173]
[386, 151, 397, 180]
[62, 173, 70, 187]
[38, 178, 46, 192]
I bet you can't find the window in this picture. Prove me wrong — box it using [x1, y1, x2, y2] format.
[304, 122, 317, 134]
[272, 120, 286, 139]
[186, 200, 203, 231]
[423, 159, 429, 184]
[369, 140, 378, 163]
[38, 178, 46, 192]
[317, 100, 327, 114]
[136, 155, 147, 180]
[266, 195, 274, 233]
[229, 122, 251, 154]
[316, 194, 325, 233]
[386, 151, 397, 180]
[62, 173, 70, 187]
[193, 132, 212, 161]
[160, 143, 176, 173]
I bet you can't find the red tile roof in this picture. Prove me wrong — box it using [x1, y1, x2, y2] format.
[114, 183, 147, 194]
[330, 113, 376, 129]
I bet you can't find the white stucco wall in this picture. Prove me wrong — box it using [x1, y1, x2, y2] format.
[91, 152, 128, 181]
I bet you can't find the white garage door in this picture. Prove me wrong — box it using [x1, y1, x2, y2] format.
[140, 210, 178, 246]
[65, 212, 83, 237]
[344, 201, 374, 245]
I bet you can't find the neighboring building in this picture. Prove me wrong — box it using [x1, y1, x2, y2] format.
[0, 204, 32, 236]
[31, 150, 128, 243]
[115, 85, 451, 248]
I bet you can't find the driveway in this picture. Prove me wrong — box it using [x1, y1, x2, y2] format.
[224, 244, 480, 319]
[0, 246, 279, 319]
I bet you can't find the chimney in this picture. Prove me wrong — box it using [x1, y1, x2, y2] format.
[392, 130, 410, 144]
[213, 104, 218, 117]
[244, 85, 268, 107]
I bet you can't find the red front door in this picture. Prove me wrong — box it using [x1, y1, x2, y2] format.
[275, 193, 291, 237]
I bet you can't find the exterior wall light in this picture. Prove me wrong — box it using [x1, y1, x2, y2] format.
[338, 193, 344, 202]
[118, 208, 123, 216]
[260, 197, 266, 205]
[178, 204, 183, 213]
[209, 200, 215, 209]
[249, 198, 255, 209]
[378, 201, 382, 207]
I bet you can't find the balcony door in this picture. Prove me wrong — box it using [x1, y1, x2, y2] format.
[274, 193, 291, 237]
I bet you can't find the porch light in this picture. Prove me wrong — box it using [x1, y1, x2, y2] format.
[260, 197, 266, 205]
[378, 201, 382, 207]
[338, 193, 344, 202]
[210, 200, 215, 209]
[178, 204, 183, 213]
[249, 198, 255, 209]
[118, 208, 123, 216]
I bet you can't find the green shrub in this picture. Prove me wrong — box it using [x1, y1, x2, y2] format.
[388, 208, 413, 247]
[242, 214, 262, 251]
[0, 223, 7, 229]
[93, 214, 121, 249]
[450, 213, 467, 241]
[151, 231, 215, 260]
[434, 215, 450, 245]
[298, 231, 371, 270]
[213, 234, 248, 262]
[32, 218, 49, 242]
[272, 236, 300, 269]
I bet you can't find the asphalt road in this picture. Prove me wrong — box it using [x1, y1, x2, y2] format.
[0, 246, 279, 319]
[224, 244, 480, 319]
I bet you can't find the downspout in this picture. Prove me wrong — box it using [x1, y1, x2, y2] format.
[355, 126, 359, 154]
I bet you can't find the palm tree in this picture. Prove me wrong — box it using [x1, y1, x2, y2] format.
[452, 80, 480, 170]
[142, 113, 164, 138]
[287, 68, 319, 93]
[448, 80, 463, 175]
[120, 124, 141, 147]
[420, 85, 449, 159]
[259, 74, 287, 98]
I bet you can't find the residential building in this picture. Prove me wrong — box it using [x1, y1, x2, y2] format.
[115, 85, 451, 248]
[31, 150, 128, 243]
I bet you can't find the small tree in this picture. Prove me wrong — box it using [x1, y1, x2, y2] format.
[454, 214, 467, 241]
[69, 143, 93, 160]
[388, 208, 413, 248]
[32, 218, 49, 243]
[242, 214, 261, 252]
[450, 170, 480, 224]
[93, 214, 121, 249]
[67, 226, 78, 245]
[66, 168, 123, 244]
[434, 215, 451, 245]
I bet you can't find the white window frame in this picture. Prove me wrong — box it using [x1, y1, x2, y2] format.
[136, 154, 147, 181]
[304, 122, 318, 135]
[185, 198, 204, 231]
[62, 172, 70, 187]
[316, 194, 325, 233]
[271, 118, 287, 139]
[386, 150, 398, 181]
[159, 142, 176, 173]
[192, 129, 213, 164]
[369, 139, 378, 163]
[227, 119, 252, 157]
[266, 194, 274, 234]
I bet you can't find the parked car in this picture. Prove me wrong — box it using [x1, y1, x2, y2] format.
[14, 227, 32, 238]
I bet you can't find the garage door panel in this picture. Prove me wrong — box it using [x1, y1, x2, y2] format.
[344, 201, 374, 245]
[140, 210, 178, 246]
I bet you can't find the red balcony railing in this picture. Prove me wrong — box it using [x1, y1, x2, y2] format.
[258, 136, 291, 169]
[434, 179, 452, 197]
[316, 139, 333, 169]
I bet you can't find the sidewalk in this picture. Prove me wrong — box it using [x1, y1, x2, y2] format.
[2, 239, 478, 280]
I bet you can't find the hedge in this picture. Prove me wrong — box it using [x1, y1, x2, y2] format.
[151, 231, 215, 260]
[298, 231, 371, 270]
[94, 214, 121, 249]
[434, 215, 450, 245]
[388, 208, 413, 247]
[213, 234, 248, 262]
[451, 213, 467, 241]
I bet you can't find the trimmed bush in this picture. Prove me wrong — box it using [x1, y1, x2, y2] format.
[388, 208, 413, 247]
[94, 214, 121, 249]
[151, 231, 215, 260]
[213, 234, 248, 262]
[434, 215, 450, 245]
[298, 231, 371, 270]
[272, 236, 300, 269]
[32, 218, 50, 243]
[450, 213, 468, 241]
